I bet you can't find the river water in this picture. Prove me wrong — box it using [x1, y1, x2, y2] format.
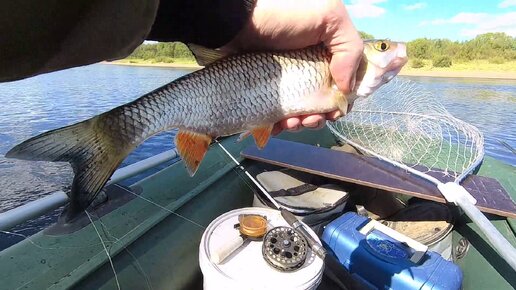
[0, 64, 514, 228]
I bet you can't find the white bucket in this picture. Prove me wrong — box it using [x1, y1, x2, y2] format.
[199, 207, 324, 290]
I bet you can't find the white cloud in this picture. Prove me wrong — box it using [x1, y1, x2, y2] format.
[419, 12, 516, 37]
[461, 12, 516, 37]
[403, 2, 427, 11]
[419, 13, 489, 26]
[346, 0, 387, 19]
[499, 0, 516, 8]
[449, 13, 490, 24]
[418, 19, 445, 26]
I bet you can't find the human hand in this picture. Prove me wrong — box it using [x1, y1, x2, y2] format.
[222, 0, 363, 134]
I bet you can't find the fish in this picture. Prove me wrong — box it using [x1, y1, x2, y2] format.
[6, 40, 408, 221]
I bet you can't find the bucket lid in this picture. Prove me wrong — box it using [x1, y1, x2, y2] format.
[199, 208, 324, 289]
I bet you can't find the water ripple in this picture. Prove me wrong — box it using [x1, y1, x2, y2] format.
[0, 64, 192, 211]
[0, 69, 514, 214]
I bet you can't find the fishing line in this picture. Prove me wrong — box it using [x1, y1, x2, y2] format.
[214, 140, 328, 260]
[126, 190, 206, 230]
[122, 248, 154, 290]
[83, 192, 206, 290]
[85, 210, 121, 290]
[0, 229, 108, 250]
[214, 139, 281, 209]
[0, 230, 58, 250]
[94, 217, 154, 290]
[213, 145, 260, 199]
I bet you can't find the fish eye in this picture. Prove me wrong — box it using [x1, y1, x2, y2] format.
[374, 41, 390, 52]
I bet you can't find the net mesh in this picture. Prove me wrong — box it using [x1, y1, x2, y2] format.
[328, 78, 484, 183]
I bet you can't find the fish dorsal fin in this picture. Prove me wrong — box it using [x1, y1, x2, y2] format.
[175, 130, 212, 176]
[187, 43, 229, 66]
[251, 125, 273, 149]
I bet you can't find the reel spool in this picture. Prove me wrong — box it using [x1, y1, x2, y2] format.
[262, 226, 308, 272]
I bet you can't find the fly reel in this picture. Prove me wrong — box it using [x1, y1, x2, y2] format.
[262, 226, 308, 271]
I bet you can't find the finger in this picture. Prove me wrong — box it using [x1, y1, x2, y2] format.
[325, 110, 343, 121]
[300, 114, 325, 128]
[321, 3, 363, 93]
[279, 117, 301, 130]
[272, 118, 301, 135]
[329, 51, 362, 93]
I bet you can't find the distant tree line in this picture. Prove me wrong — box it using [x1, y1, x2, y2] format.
[127, 32, 515, 68]
[359, 31, 374, 39]
[407, 32, 515, 67]
[127, 31, 377, 62]
[127, 42, 195, 62]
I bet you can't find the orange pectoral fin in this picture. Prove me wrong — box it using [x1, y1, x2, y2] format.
[175, 130, 212, 176]
[251, 125, 273, 149]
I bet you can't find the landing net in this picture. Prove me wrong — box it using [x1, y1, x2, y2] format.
[328, 77, 516, 270]
[328, 77, 484, 184]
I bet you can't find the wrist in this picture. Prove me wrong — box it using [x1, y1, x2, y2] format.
[148, 0, 257, 48]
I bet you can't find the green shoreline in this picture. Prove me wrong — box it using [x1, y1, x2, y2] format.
[103, 60, 516, 80]
[101, 60, 201, 69]
[398, 70, 516, 80]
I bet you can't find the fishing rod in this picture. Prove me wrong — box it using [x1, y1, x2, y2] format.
[215, 139, 367, 289]
[214, 139, 326, 258]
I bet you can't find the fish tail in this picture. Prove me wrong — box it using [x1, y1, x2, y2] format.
[6, 116, 132, 221]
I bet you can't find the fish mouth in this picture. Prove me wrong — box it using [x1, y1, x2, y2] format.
[383, 42, 408, 82]
[383, 59, 407, 82]
[382, 48, 408, 83]
[346, 41, 409, 98]
[354, 56, 408, 97]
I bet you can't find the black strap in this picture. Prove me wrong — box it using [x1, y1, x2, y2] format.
[270, 183, 318, 197]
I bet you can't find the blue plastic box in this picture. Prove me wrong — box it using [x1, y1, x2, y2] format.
[322, 212, 463, 290]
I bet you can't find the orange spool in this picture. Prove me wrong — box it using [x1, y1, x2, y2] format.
[238, 214, 268, 238]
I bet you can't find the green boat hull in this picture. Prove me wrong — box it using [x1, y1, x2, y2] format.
[1, 128, 514, 289]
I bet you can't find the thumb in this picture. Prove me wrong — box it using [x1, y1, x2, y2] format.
[322, 4, 363, 94]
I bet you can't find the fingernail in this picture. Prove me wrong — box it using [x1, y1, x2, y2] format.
[288, 125, 301, 132]
[304, 122, 319, 128]
[333, 111, 343, 120]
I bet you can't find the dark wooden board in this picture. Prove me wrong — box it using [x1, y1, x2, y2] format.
[242, 138, 516, 218]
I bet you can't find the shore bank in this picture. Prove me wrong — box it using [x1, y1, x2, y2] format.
[103, 60, 516, 80]
[398, 70, 516, 80]
[101, 60, 202, 69]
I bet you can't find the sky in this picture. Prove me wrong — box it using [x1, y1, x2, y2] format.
[343, 0, 516, 41]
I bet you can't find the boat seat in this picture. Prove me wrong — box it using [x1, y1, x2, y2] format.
[256, 170, 348, 210]
[241, 138, 516, 218]
[253, 170, 349, 227]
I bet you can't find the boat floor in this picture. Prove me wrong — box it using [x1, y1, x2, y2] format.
[1, 129, 515, 289]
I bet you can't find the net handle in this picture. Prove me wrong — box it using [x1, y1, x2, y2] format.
[454, 191, 516, 270]
[328, 124, 516, 271]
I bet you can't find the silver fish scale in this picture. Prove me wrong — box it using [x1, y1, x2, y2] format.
[98, 46, 335, 144]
